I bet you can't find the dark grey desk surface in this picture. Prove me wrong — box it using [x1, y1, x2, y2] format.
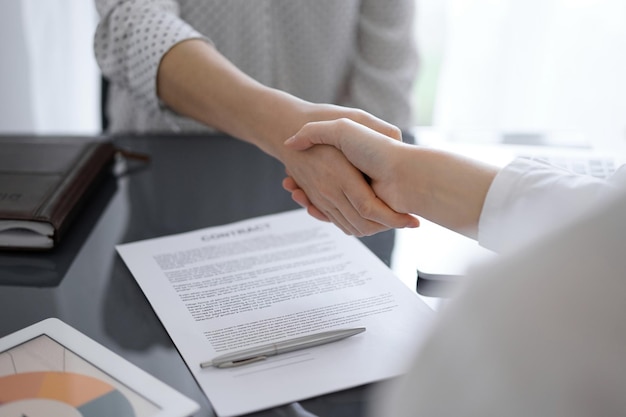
[0, 133, 424, 417]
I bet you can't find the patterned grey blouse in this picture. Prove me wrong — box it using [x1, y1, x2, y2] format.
[94, 0, 418, 133]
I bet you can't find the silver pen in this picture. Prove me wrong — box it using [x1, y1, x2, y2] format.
[200, 327, 366, 369]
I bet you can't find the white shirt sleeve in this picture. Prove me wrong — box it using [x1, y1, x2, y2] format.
[478, 157, 624, 253]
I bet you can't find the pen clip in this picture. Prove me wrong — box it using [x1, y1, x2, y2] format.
[216, 356, 268, 368]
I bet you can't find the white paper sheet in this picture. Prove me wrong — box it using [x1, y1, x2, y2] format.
[116, 209, 434, 417]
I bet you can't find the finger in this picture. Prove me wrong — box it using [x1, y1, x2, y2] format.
[320, 159, 419, 234]
[305, 204, 331, 223]
[310, 206, 354, 235]
[283, 177, 332, 222]
[282, 147, 357, 232]
[283, 121, 334, 151]
[305, 185, 365, 236]
[323, 206, 362, 236]
[343, 189, 420, 231]
[284, 118, 363, 151]
[285, 118, 397, 154]
[350, 109, 402, 141]
[289, 189, 330, 223]
[335, 186, 419, 236]
[308, 173, 394, 236]
[290, 188, 308, 208]
[282, 176, 299, 192]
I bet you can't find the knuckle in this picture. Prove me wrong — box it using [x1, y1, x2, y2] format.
[352, 110, 370, 125]
[334, 117, 353, 132]
[359, 223, 382, 237]
[317, 185, 335, 201]
[354, 198, 376, 219]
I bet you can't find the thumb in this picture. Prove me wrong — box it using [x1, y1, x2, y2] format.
[284, 120, 343, 151]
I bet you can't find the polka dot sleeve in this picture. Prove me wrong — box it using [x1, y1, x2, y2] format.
[94, 0, 207, 116]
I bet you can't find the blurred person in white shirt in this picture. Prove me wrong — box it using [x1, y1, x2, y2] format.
[284, 119, 626, 416]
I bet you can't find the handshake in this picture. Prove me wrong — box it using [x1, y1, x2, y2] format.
[281, 118, 497, 240]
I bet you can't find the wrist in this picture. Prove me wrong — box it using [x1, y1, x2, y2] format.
[158, 39, 308, 157]
[240, 88, 310, 159]
[391, 145, 432, 214]
[405, 147, 498, 237]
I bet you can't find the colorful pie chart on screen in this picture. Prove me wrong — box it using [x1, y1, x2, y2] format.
[0, 371, 136, 417]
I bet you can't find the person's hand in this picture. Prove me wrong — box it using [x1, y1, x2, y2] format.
[281, 118, 420, 235]
[156, 40, 414, 236]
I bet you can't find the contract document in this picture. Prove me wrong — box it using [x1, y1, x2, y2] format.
[117, 209, 434, 416]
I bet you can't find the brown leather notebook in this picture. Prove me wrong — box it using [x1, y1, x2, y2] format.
[0, 136, 116, 250]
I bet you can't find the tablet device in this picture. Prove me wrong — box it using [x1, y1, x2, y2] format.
[0, 318, 199, 417]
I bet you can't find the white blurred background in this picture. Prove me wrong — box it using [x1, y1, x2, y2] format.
[0, 1, 100, 134]
[414, 0, 626, 149]
[1, 0, 625, 149]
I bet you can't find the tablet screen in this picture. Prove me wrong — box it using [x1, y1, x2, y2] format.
[0, 334, 161, 417]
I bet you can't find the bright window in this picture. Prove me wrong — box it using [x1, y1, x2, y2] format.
[414, 0, 626, 149]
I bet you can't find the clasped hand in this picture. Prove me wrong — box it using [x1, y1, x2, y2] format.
[281, 118, 419, 236]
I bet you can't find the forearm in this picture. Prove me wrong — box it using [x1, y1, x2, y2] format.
[402, 147, 498, 238]
[157, 39, 306, 156]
